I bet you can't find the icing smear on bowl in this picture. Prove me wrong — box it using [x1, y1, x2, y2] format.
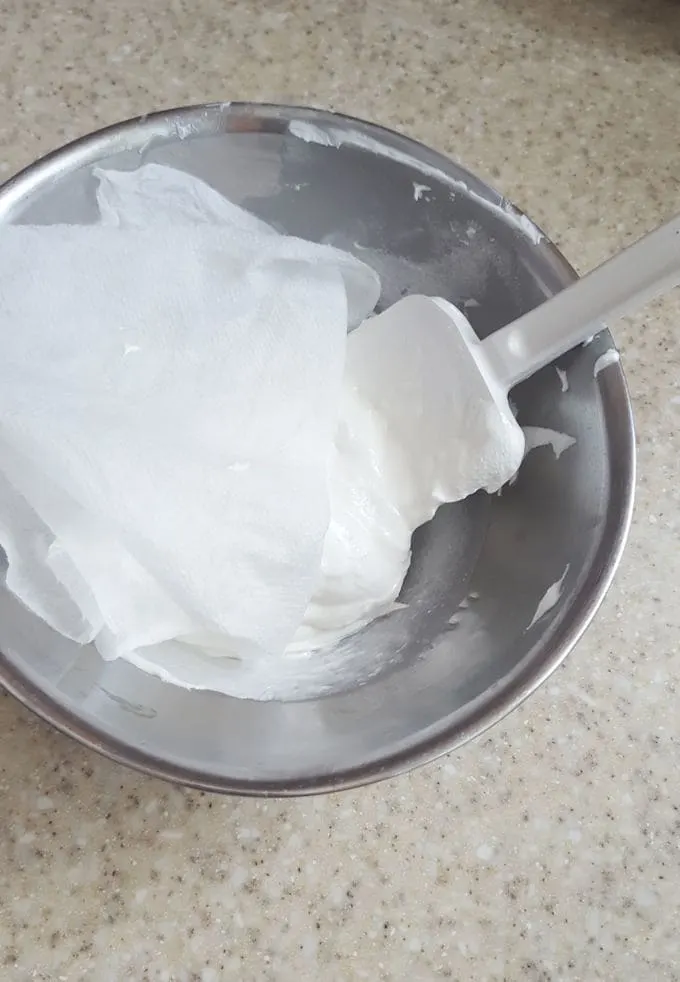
[287, 120, 545, 244]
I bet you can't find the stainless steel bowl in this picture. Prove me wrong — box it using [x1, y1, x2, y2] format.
[0, 103, 635, 795]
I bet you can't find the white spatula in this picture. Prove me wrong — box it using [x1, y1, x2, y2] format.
[379, 213, 680, 466]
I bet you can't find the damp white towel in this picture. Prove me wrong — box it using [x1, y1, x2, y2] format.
[0, 164, 380, 681]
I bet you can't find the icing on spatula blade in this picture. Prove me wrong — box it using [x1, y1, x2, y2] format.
[354, 295, 526, 500]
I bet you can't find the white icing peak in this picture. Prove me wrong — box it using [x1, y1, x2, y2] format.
[523, 426, 576, 460]
[290, 299, 525, 655]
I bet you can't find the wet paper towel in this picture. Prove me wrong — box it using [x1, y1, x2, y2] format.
[0, 164, 380, 684]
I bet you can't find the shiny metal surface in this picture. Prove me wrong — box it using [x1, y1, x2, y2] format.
[0, 103, 635, 795]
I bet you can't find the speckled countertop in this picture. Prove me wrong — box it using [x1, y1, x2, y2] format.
[1, 1, 679, 980]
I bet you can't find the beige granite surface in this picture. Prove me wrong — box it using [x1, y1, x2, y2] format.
[1, 0, 680, 979]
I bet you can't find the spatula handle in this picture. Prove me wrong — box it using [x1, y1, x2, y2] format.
[481, 213, 680, 390]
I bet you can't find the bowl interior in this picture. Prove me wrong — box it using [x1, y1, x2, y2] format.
[0, 105, 634, 792]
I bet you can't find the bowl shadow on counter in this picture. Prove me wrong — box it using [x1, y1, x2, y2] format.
[499, 0, 680, 56]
